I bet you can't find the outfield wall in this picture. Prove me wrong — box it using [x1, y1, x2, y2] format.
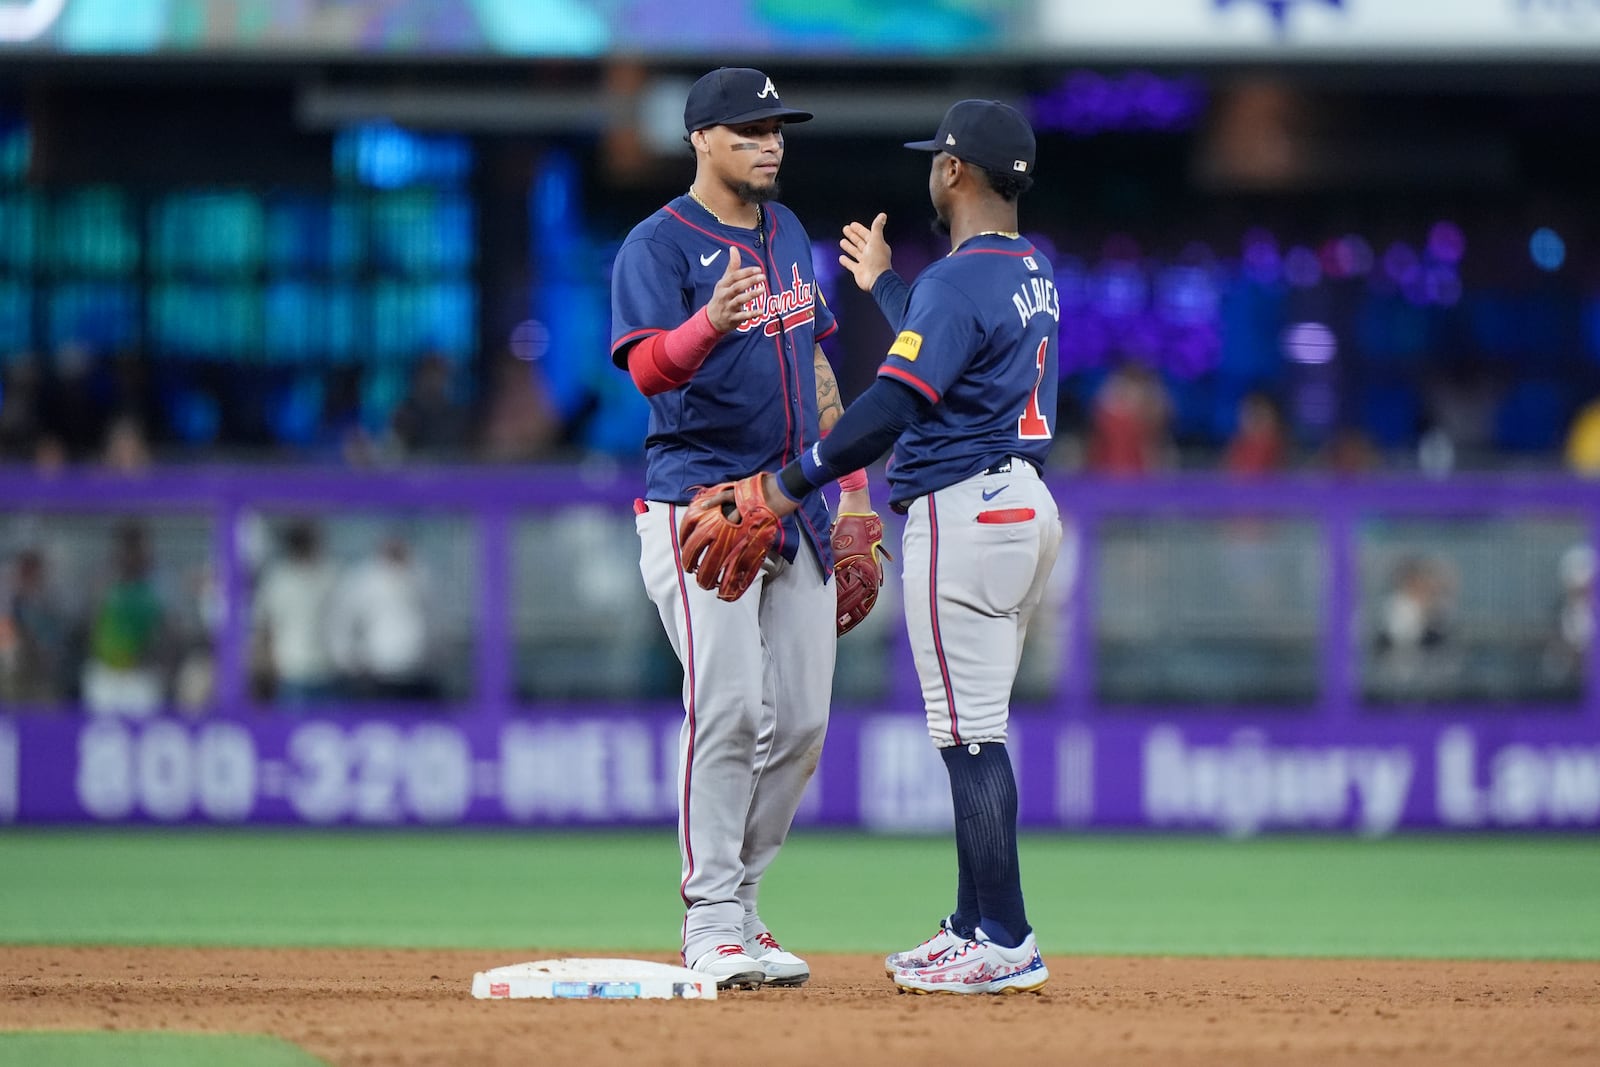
[4, 713, 1600, 834]
[2, 467, 1598, 833]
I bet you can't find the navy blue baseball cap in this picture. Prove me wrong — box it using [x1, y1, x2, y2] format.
[684, 67, 813, 132]
[905, 99, 1036, 177]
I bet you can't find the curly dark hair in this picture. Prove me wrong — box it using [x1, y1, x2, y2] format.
[977, 166, 1033, 202]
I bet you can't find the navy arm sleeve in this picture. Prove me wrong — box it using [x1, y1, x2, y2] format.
[777, 376, 930, 502]
[870, 271, 913, 332]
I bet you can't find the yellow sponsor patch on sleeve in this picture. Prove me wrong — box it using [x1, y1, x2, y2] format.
[888, 330, 923, 361]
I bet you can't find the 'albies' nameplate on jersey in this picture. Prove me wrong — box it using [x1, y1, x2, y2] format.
[1012, 277, 1059, 326]
[871, 234, 1060, 506]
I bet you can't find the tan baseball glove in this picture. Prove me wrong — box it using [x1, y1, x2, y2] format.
[678, 474, 782, 602]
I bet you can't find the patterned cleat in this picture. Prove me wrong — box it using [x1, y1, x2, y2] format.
[883, 916, 967, 975]
[689, 944, 767, 990]
[891, 928, 1049, 996]
[746, 931, 810, 987]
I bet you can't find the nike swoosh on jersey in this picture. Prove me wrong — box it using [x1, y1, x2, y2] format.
[981, 485, 1008, 501]
[700, 250, 723, 266]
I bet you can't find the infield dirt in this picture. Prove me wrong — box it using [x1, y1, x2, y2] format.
[3, 947, 1598, 1066]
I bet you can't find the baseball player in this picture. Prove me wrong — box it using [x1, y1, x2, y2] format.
[608, 68, 879, 989]
[686, 100, 1060, 994]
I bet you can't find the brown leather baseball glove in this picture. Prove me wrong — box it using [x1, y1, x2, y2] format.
[678, 474, 782, 602]
[832, 511, 890, 636]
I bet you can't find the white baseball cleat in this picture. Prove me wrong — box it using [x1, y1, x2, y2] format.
[689, 944, 767, 990]
[892, 928, 1049, 996]
[745, 931, 809, 987]
[883, 915, 967, 975]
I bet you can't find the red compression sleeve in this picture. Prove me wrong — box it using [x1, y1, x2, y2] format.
[626, 333, 677, 395]
[627, 307, 725, 396]
[836, 468, 868, 492]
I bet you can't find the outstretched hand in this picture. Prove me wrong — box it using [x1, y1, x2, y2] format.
[839, 213, 892, 293]
[682, 471, 798, 525]
[706, 246, 768, 333]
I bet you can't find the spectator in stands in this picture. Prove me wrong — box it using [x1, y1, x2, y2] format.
[1423, 362, 1500, 465]
[170, 559, 220, 716]
[1086, 363, 1172, 476]
[1376, 556, 1453, 654]
[0, 547, 69, 706]
[40, 343, 106, 462]
[81, 521, 168, 717]
[1219, 393, 1289, 602]
[391, 353, 470, 459]
[107, 349, 165, 446]
[327, 532, 439, 701]
[1223, 392, 1288, 476]
[310, 366, 380, 467]
[251, 520, 340, 708]
[1315, 426, 1382, 476]
[0, 357, 44, 463]
[480, 347, 561, 462]
[1564, 395, 1600, 476]
[1371, 554, 1458, 697]
[32, 433, 67, 477]
[102, 415, 153, 474]
[1542, 543, 1594, 690]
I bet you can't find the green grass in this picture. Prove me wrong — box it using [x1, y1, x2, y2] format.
[0, 1033, 328, 1067]
[0, 830, 1597, 959]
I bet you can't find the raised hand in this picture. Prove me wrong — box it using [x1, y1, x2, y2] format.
[839, 213, 892, 293]
[706, 246, 768, 333]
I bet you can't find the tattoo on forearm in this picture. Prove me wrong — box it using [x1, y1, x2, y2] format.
[814, 349, 844, 434]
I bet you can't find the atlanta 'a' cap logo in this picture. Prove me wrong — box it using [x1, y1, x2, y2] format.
[945, 133, 956, 146]
[758, 77, 778, 99]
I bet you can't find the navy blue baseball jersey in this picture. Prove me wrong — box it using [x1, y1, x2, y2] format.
[876, 234, 1059, 505]
[611, 194, 838, 567]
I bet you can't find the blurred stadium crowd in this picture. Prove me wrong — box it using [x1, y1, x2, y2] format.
[4, 99, 1600, 479]
[0, 514, 453, 712]
[6, 1, 1600, 720]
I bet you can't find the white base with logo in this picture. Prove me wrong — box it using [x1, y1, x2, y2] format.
[471, 959, 717, 1001]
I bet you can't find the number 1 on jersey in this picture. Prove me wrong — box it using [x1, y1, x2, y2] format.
[1017, 337, 1052, 440]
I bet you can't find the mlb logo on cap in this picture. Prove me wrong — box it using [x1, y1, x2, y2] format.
[906, 99, 1037, 177]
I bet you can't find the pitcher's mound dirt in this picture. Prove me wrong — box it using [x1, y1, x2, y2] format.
[3, 947, 1597, 1066]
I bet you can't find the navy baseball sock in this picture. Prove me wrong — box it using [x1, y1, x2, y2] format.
[950, 860, 979, 940]
[941, 742, 1030, 949]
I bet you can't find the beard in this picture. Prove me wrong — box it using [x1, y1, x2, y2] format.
[734, 178, 782, 205]
[930, 211, 951, 237]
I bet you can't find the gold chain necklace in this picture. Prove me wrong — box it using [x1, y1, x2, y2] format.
[688, 187, 762, 236]
[687, 186, 724, 223]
